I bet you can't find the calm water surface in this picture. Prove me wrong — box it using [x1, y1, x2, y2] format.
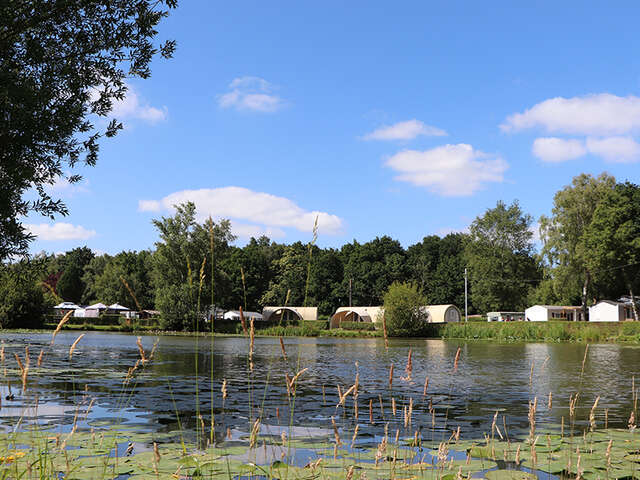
[0, 332, 637, 444]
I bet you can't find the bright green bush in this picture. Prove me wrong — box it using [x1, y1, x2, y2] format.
[383, 282, 428, 337]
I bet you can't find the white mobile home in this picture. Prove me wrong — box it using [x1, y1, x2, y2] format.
[588, 301, 634, 322]
[487, 311, 525, 322]
[525, 305, 585, 322]
[224, 310, 263, 322]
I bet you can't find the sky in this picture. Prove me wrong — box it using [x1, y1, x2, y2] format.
[25, 1, 640, 255]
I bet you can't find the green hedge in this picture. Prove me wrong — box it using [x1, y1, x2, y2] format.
[340, 321, 377, 331]
[303, 320, 328, 330]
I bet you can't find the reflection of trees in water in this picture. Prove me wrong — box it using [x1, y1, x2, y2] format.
[0, 333, 638, 441]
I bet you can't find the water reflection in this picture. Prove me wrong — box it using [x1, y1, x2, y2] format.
[0, 332, 637, 444]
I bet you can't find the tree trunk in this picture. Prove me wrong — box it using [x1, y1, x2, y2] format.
[630, 287, 639, 322]
[581, 271, 590, 322]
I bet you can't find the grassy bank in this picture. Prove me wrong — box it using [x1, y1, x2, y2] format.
[434, 320, 640, 342]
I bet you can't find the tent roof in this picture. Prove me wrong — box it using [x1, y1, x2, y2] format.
[54, 302, 80, 309]
[86, 302, 107, 309]
[108, 303, 130, 311]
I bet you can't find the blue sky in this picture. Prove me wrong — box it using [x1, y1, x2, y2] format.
[26, 1, 640, 254]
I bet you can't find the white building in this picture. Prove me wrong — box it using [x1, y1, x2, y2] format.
[589, 300, 634, 322]
[224, 310, 263, 322]
[487, 311, 525, 322]
[525, 305, 585, 322]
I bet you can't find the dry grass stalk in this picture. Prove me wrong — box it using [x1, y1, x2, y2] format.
[404, 349, 413, 381]
[69, 334, 85, 360]
[453, 347, 461, 372]
[345, 465, 355, 480]
[153, 441, 161, 464]
[286, 368, 308, 397]
[369, 398, 373, 424]
[515, 444, 521, 465]
[331, 416, 342, 446]
[136, 337, 147, 364]
[528, 397, 537, 444]
[239, 306, 248, 335]
[378, 394, 384, 418]
[120, 275, 142, 312]
[381, 315, 389, 350]
[279, 337, 287, 361]
[529, 361, 534, 386]
[548, 391, 552, 409]
[14, 353, 23, 373]
[388, 363, 394, 389]
[249, 318, 255, 371]
[21, 365, 28, 393]
[351, 424, 359, 448]
[589, 396, 600, 431]
[423, 376, 429, 396]
[629, 411, 636, 431]
[605, 408, 609, 429]
[569, 393, 578, 421]
[51, 310, 73, 345]
[392, 397, 396, 416]
[337, 384, 355, 408]
[606, 439, 612, 468]
[580, 344, 589, 377]
[249, 418, 260, 448]
[221, 379, 227, 399]
[37, 349, 44, 367]
[0, 344, 4, 364]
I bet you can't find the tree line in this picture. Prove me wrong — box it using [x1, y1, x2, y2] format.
[1, 173, 639, 330]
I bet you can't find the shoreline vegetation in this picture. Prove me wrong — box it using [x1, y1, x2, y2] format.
[22, 319, 640, 343]
[0, 326, 639, 478]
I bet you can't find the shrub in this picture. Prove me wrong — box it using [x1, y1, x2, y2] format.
[0, 264, 47, 329]
[340, 321, 376, 331]
[383, 282, 428, 337]
[303, 320, 328, 330]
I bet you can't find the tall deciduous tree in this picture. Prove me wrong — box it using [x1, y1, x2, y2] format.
[540, 173, 616, 320]
[466, 200, 539, 313]
[151, 202, 235, 329]
[0, 0, 177, 259]
[584, 182, 640, 319]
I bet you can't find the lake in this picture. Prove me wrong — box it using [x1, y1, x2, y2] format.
[0, 331, 637, 447]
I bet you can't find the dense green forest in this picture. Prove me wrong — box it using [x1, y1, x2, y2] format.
[1, 173, 639, 331]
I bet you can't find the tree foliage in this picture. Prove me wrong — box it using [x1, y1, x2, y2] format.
[383, 282, 428, 336]
[0, 261, 48, 328]
[0, 0, 177, 259]
[540, 173, 616, 316]
[466, 200, 540, 313]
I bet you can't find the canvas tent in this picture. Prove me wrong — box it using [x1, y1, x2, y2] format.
[53, 302, 81, 316]
[329, 306, 383, 329]
[422, 305, 461, 323]
[262, 306, 317, 323]
[84, 302, 107, 318]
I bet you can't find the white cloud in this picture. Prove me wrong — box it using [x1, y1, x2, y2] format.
[91, 83, 167, 124]
[25, 223, 96, 241]
[47, 176, 90, 196]
[111, 85, 168, 123]
[363, 120, 447, 140]
[532, 137, 587, 162]
[218, 76, 284, 113]
[140, 187, 343, 235]
[138, 200, 162, 212]
[501, 93, 640, 136]
[585, 136, 640, 163]
[385, 144, 508, 196]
